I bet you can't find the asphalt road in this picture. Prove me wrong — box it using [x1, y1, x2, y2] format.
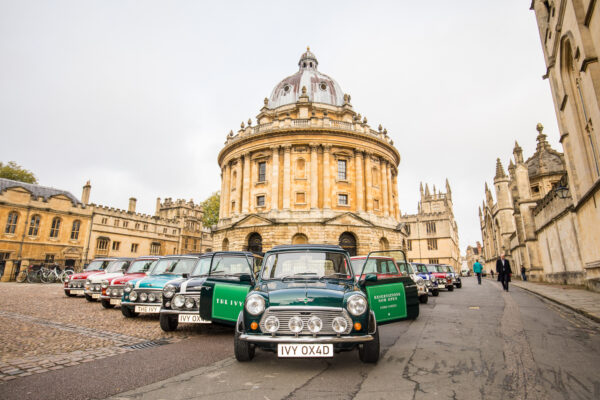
[2, 277, 599, 399]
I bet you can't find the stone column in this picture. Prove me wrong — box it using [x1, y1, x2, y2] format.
[219, 164, 226, 218]
[365, 152, 373, 211]
[310, 143, 319, 208]
[323, 145, 332, 208]
[354, 149, 364, 212]
[282, 145, 291, 210]
[271, 146, 279, 211]
[387, 163, 394, 217]
[242, 153, 251, 214]
[381, 159, 389, 216]
[222, 163, 230, 218]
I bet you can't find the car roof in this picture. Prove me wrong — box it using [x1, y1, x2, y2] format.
[350, 256, 394, 260]
[269, 244, 346, 252]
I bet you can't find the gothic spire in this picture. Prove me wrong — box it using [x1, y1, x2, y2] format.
[495, 158, 507, 179]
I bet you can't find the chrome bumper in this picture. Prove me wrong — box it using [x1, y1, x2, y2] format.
[121, 302, 162, 307]
[239, 334, 374, 344]
[160, 309, 199, 315]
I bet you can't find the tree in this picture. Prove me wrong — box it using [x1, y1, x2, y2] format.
[0, 161, 38, 184]
[201, 191, 220, 228]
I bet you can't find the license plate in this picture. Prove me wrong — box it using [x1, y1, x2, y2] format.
[438, 284, 445, 288]
[92, 293, 100, 299]
[110, 299, 121, 306]
[178, 314, 210, 324]
[70, 289, 84, 295]
[277, 344, 333, 358]
[135, 305, 161, 313]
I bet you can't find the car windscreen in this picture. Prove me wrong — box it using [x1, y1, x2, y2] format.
[352, 258, 400, 275]
[127, 259, 155, 274]
[85, 260, 106, 271]
[414, 264, 428, 273]
[435, 265, 446, 273]
[105, 260, 128, 273]
[262, 251, 351, 280]
[209, 256, 252, 276]
[150, 258, 198, 275]
[426, 265, 438, 273]
[192, 258, 211, 276]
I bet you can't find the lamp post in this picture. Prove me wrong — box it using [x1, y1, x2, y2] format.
[555, 185, 569, 199]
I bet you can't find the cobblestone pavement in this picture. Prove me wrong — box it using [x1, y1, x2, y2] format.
[0, 283, 217, 383]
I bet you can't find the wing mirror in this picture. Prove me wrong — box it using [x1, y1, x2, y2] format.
[239, 273, 252, 282]
[182, 273, 190, 279]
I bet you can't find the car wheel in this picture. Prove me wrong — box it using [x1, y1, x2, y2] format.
[432, 289, 439, 297]
[234, 329, 255, 362]
[359, 327, 380, 363]
[419, 294, 428, 304]
[85, 294, 95, 302]
[101, 299, 114, 309]
[121, 306, 138, 318]
[160, 313, 179, 332]
[456, 282, 462, 289]
[447, 285, 454, 292]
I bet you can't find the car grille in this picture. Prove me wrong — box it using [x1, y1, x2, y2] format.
[131, 289, 162, 302]
[68, 281, 85, 288]
[259, 307, 353, 335]
[107, 285, 124, 298]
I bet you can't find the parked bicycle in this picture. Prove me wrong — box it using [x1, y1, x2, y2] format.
[15, 264, 43, 283]
[39, 264, 74, 283]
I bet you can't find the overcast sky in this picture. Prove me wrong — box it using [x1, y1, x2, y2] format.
[0, 0, 561, 255]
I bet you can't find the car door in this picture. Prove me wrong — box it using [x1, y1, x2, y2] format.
[199, 252, 255, 325]
[358, 250, 419, 324]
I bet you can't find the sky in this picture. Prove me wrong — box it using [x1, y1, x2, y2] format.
[0, 0, 561, 255]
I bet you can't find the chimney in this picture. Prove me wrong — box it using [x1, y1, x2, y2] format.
[81, 181, 91, 204]
[155, 197, 161, 215]
[128, 197, 137, 213]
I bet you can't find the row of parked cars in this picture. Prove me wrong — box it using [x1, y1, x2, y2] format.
[62, 245, 461, 363]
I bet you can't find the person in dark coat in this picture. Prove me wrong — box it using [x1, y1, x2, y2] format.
[496, 254, 511, 291]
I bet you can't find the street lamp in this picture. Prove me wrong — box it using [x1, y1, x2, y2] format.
[555, 184, 569, 199]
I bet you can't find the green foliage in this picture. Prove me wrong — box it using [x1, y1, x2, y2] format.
[201, 191, 220, 228]
[0, 161, 38, 184]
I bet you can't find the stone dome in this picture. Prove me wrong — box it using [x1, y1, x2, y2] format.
[268, 48, 345, 109]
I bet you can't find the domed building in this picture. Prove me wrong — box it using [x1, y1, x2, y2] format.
[213, 48, 406, 256]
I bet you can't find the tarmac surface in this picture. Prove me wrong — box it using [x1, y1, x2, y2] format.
[1, 277, 599, 399]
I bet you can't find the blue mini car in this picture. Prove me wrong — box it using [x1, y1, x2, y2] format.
[411, 262, 439, 297]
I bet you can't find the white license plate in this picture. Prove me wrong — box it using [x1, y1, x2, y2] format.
[91, 293, 100, 299]
[277, 344, 333, 358]
[135, 305, 161, 313]
[70, 289, 84, 295]
[178, 314, 210, 324]
[438, 284, 445, 288]
[110, 299, 121, 306]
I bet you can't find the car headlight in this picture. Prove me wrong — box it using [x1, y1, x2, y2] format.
[264, 316, 279, 333]
[163, 284, 176, 299]
[140, 292, 148, 302]
[184, 297, 195, 309]
[148, 293, 156, 302]
[347, 294, 367, 316]
[332, 317, 348, 334]
[94, 285, 100, 291]
[245, 294, 265, 316]
[288, 316, 303, 334]
[101, 280, 109, 289]
[173, 294, 185, 308]
[129, 291, 138, 301]
[124, 283, 133, 293]
[307, 316, 322, 334]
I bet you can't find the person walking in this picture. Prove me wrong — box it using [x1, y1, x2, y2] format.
[473, 259, 483, 284]
[490, 269, 494, 279]
[521, 265, 527, 281]
[496, 254, 511, 291]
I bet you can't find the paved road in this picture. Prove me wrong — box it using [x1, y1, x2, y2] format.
[2, 278, 599, 399]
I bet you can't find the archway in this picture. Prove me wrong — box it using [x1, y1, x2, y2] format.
[246, 232, 263, 254]
[292, 233, 308, 245]
[379, 237, 389, 251]
[222, 238, 229, 251]
[339, 232, 357, 256]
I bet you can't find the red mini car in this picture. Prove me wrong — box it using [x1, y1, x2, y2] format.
[99, 256, 160, 308]
[426, 264, 454, 291]
[63, 258, 116, 297]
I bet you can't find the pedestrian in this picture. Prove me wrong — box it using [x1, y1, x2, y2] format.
[473, 259, 483, 284]
[496, 254, 511, 291]
[521, 265, 527, 281]
[490, 269, 494, 279]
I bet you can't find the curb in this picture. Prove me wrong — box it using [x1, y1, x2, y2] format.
[514, 283, 600, 324]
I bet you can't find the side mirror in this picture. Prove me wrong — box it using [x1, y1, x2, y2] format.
[182, 273, 190, 279]
[121, 265, 128, 272]
[365, 274, 378, 282]
[239, 273, 252, 282]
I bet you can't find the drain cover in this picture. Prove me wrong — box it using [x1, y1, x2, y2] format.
[122, 339, 170, 350]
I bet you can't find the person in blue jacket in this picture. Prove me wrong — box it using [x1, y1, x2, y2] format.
[473, 259, 483, 284]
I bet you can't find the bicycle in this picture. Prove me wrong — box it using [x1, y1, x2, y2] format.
[16, 265, 43, 283]
[40, 264, 74, 283]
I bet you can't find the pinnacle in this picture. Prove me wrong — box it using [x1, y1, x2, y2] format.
[495, 158, 507, 179]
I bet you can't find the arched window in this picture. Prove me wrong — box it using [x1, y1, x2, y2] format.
[379, 237, 389, 250]
[295, 158, 306, 179]
[247, 232, 262, 254]
[4, 211, 18, 234]
[292, 233, 308, 245]
[28, 214, 40, 236]
[222, 238, 229, 251]
[71, 220, 81, 240]
[339, 232, 357, 256]
[49, 217, 61, 238]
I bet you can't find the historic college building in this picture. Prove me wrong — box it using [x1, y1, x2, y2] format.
[213, 49, 406, 255]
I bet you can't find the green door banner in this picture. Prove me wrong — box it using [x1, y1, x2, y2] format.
[366, 282, 407, 322]
[212, 283, 250, 321]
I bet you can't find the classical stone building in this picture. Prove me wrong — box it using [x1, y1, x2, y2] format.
[400, 181, 460, 268]
[213, 48, 406, 255]
[480, 125, 567, 279]
[530, 0, 600, 288]
[465, 242, 483, 272]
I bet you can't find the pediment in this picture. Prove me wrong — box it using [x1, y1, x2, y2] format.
[232, 214, 274, 228]
[324, 212, 374, 227]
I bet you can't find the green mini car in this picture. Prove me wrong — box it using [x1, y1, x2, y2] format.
[198, 244, 418, 363]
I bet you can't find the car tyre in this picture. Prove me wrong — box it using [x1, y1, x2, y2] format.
[121, 305, 138, 318]
[419, 294, 428, 304]
[101, 299, 114, 309]
[234, 329, 255, 361]
[431, 289, 439, 297]
[456, 282, 462, 289]
[447, 285, 454, 292]
[359, 327, 380, 363]
[160, 313, 179, 332]
[85, 294, 95, 302]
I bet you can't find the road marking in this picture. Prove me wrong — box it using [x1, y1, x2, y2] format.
[469, 306, 480, 310]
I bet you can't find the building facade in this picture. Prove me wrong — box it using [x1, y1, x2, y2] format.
[465, 242, 483, 272]
[213, 49, 406, 255]
[400, 181, 460, 268]
[530, 0, 600, 288]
